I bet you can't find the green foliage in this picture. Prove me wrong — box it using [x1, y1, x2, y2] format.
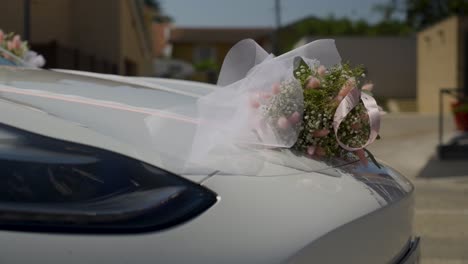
[293, 58, 312, 87]
[144, 0, 161, 12]
[368, 20, 413, 35]
[289, 60, 371, 157]
[372, 0, 468, 30]
[193, 59, 219, 72]
[405, 0, 468, 30]
[278, 16, 412, 53]
[453, 103, 468, 113]
[278, 0, 468, 53]
[145, 0, 173, 23]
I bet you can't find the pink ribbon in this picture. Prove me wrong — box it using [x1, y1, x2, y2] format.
[0, 85, 199, 124]
[332, 88, 380, 151]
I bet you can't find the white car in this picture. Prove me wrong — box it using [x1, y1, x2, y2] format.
[0, 57, 419, 263]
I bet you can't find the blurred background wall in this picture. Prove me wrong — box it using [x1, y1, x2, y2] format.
[418, 16, 468, 113]
[0, 0, 154, 76]
[296, 36, 416, 99]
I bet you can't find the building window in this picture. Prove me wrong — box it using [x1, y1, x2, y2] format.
[193, 46, 216, 63]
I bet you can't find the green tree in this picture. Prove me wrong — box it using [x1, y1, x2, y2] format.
[278, 15, 411, 53]
[144, 0, 161, 12]
[373, 0, 400, 21]
[396, 0, 468, 30]
[144, 0, 173, 23]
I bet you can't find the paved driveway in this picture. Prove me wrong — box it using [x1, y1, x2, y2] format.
[368, 113, 468, 264]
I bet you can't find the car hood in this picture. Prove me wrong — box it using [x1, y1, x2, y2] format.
[0, 67, 415, 263]
[0, 67, 364, 181]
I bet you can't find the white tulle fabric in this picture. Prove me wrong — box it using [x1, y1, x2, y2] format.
[23, 51, 46, 68]
[185, 39, 341, 174]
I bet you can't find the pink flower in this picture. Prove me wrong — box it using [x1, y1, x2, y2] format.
[277, 116, 289, 129]
[249, 98, 260, 109]
[12, 35, 21, 49]
[351, 123, 362, 130]
[355, 149, 368, 166]
[315, 147, 326, 157]
[0, 30, 4, 43]
[362, 83, 374, 91]
[306, 77, 320, 89]
[360, 112, 369, 120]
[307, 146, 315, 156]
[288, 111, 301, 124]
[336, 78, 356, 101]
[7, 41, 14, 50]
[272, 83, 281, 94]
[313, 129, 330, 137]
[317, 65, 326, 76]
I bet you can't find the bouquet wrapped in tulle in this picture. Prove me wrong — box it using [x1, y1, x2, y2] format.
[262, 58, 379, 162]
[187, 39, 381, 173]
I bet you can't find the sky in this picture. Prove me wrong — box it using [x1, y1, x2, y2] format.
[160, 0, 398, 28]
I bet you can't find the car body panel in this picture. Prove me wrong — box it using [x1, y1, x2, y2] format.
[0, 67, 361, 177]
[0, 164, 413, 263]
[0, 67, 415, 263]
[0, 66, 205, 177]
[52, 69, 217, 97]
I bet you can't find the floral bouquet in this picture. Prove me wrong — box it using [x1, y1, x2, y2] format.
[0, 30, 45, 67]
[189, 39, 381, 173]
[260, 58, 381, 165]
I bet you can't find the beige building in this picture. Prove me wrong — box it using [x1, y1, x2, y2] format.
[0, 0, 154, 76]
[417, 16, 468, 113]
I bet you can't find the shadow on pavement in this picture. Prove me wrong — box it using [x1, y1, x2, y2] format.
[418, 155, 468, 178]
